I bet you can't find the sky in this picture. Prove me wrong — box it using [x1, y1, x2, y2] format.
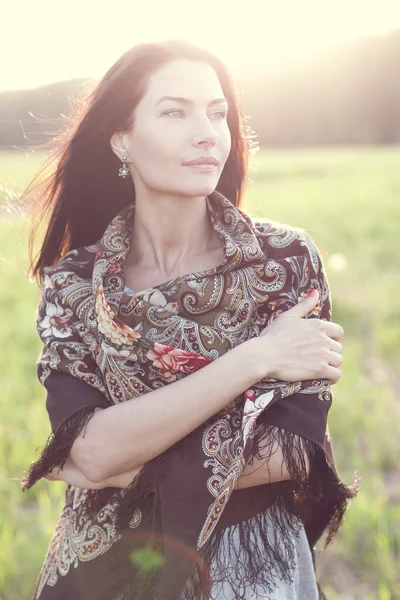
[2, 0, 400, 93]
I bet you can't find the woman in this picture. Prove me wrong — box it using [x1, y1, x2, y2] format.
[22, 40, 357, 600]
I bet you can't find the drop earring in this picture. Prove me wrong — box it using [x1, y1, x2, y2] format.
[118, 155, 129, 178]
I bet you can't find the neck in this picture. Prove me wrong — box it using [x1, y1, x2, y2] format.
[126, 190, 220, 276]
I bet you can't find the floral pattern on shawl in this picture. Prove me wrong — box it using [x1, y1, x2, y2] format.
[96, 284, 142, 345]
[22, 190, 358, 600]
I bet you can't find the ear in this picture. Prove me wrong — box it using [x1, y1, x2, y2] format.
[110, 131, 128, 161]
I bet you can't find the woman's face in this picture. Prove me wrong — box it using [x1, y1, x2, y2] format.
[111, 58, 232, 198]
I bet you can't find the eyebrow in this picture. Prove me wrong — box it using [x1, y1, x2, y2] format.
[155, 96, 228, 108]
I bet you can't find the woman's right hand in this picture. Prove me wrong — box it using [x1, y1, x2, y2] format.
[247, 290, 344, 384]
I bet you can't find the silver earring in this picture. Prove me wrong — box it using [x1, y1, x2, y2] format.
[118, 155, 129, 178]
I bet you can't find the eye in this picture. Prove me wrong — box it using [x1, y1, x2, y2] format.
[162, 109, 228, 119]
[213, 110, 228, 120]
[162, 109, 185, 118]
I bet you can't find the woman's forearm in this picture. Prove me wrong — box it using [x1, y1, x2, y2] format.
[107, 435, 309, 490]
[73, 341, 265, 483]
[49, 456, 287, 491]
[236, 441, 292, 489]
[103, 446, 293, 491]
[55, 435, 303, 491]
[45, 457, 142, 490]
[51, 422, 313, 491]
[82, 463, 289, 491]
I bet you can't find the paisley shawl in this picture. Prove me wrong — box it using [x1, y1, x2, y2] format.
[22, 190, 358, 600]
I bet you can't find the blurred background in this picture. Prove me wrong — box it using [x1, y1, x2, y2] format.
[1, 1, 399, 598]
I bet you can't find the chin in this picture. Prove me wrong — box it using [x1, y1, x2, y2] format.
[181, 182, 219, 198]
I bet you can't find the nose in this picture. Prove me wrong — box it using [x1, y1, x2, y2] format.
[192, 117, 218, 147]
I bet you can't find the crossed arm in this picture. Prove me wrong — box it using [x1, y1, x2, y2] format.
[45, 433, 295, 491]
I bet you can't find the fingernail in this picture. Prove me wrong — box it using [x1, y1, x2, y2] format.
[308, 289, 318, 298]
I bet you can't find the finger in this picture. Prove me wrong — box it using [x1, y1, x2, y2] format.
[327, 351, 343, 368]
[324, 322, 344, 341]
[325, 365, 342, 384]
[329, 340, 343, 354]
[286, 290, 319, 319]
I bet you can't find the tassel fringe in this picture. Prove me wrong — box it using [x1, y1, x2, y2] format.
[21, 410, 359, 599]
[91, 427, 359, 600]
[20, 405, 101, 491]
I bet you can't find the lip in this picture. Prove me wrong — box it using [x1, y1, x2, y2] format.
[183, 157, 219, 166]
[184, 164, 218, 171]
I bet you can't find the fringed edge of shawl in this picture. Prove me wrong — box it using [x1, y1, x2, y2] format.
[20, 405, 101, 492]
[179, 427, 360, 600]
[116, 451, 169, 531]
[92, 427, 360, 600]
[95, 454, 169, 600]
[95, 496, 304, 600]
[251, 424, 360, 548]
[179, 498, 303, 600]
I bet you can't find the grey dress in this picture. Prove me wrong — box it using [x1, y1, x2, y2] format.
[207, 508, 319, 600]
[178, 507, 319, 600]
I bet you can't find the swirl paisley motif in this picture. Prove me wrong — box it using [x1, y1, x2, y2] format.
[263, 225, 301, 249]
[34, 486, 139, 600]
[33, 190, 334, 594]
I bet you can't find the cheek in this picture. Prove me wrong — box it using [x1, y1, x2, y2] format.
[129, 128, 178, 172]
[219, 127, 232, 162]
[127, 129, 182, 188]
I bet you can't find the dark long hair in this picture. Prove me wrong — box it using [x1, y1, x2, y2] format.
[25, 40, 257, 284]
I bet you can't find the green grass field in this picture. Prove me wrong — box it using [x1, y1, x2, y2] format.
[1, 147, 399, 599]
